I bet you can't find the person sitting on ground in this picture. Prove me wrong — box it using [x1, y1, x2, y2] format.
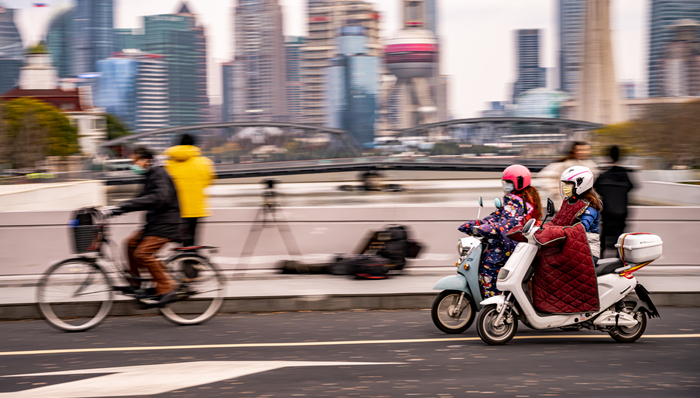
[106, 147, 181, 306]
[458, 164, 542, 298]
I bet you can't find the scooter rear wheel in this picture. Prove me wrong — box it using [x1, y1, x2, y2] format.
[608, 301, 647, 343]
[477, 304, 518, 345]
[431, 290, 476, 334]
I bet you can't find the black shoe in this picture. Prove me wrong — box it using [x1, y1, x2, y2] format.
[156, 290, 178, 306]
[113, 285, 138, 295]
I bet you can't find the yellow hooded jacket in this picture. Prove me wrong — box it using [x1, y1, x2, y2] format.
[163, 145, 216, 218]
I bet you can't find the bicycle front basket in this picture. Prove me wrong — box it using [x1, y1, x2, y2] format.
[68, 209, 104, 254]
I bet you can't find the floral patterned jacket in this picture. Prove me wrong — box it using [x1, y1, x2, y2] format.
[458, 193, 535, 263]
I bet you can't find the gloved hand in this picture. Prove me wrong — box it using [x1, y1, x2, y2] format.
[100, 206, 123, 218]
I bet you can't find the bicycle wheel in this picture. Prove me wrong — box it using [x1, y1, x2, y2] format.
[37, 258, 114, 332]
[160, 253, 225, 325]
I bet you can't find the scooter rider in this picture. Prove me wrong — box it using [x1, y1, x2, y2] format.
[458, 165, 542, 297]
[507, 165, 601, 314]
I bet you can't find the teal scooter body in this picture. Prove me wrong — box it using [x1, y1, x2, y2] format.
[430, 197, 502, 334]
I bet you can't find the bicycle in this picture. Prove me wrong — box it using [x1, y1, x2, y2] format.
[36, 207, 225, 332]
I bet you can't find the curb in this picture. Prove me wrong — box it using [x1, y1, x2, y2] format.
[2, 292, 700, 321]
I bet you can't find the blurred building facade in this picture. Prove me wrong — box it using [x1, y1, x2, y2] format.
[230, 0, 287, 122]
[649, 0, 700, 97]
[0, 3, 23, 94]
[95, 51, 169, 132]
[662, 19, 700, 97]
[1, 50, 106, 155]
[46, 6, 74, 79]
[221, 61, 235, 123]
[303, 0, 380, 126]
[513, 88, 569, 118]
[73, 0, 115, 76]
[558, 0, 585, 96]
[114, 28, 145, 52]
[512, 29, 546, 102]
[285, 36, 305, 123]
[325, 26, 378, 145]
[118, 3, 208, 127]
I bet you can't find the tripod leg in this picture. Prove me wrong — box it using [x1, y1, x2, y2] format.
[236, 207, 266, 273]
[271, 210, 303, 259]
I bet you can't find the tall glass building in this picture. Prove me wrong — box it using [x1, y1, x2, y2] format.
[114, 28, 145, 52]
[138, 3, 207, 127]
[558, 0, 585, 96]
[221, 61, 235, 123]
[95, 52, 169, 132]
[73, 0, 115, 75]
[648, 0, 700, 97]
[0, 2, 23, 94]
[325, 27, 378, 145]
[46, 6, 75, 79]
[233, 0, 287, 122]
[513, 29, 546, 102]
[285, 36, 305, 123]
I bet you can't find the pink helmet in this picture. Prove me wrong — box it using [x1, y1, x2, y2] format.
[502, 164, 532, 192]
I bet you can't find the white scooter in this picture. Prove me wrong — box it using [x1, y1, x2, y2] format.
[476, 199, 661, 345]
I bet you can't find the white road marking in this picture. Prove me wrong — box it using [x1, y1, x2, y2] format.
[0, 334, 699, 357]
[0, 361, 400, 398]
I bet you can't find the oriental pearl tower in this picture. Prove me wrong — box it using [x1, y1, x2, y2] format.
[384, 0, 439, 128]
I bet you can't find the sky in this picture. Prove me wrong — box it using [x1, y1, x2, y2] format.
[5, 0, 648, 118]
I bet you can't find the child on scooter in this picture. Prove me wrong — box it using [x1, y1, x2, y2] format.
[459, 165, 542, 297]
[557, 166, 603, 264]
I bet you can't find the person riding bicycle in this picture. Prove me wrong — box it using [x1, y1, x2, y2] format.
[458, 165, 542, 298]
[105, 147, 181, 307]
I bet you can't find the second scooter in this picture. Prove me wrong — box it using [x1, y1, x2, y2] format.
[431, 197, 501, 333]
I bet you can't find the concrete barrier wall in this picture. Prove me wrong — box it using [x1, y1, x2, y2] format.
[0, 205, 698, 277]
[0, 180, 106, 211]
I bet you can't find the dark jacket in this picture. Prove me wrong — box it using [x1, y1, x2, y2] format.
[594, 165, 634, 218]
[118, 164, 181, 240]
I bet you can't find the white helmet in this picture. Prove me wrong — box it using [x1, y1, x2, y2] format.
[559, 166, 594, 200]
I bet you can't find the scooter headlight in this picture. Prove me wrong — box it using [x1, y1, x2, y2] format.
[457, 237, 479, 256]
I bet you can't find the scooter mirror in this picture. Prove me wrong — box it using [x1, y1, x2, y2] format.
[547, 198, 555, 217]
[494, 198, 502, 208]
[478, 197, 483, 207]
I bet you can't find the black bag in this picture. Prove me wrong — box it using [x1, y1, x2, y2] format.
[328, 254, 390, 279]
[359, 225, 422, 271]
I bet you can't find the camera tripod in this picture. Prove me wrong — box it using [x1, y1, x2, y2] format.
[236, 179, 303, 272]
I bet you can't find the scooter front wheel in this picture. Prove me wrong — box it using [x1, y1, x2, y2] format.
[431, 290, 476, 334]
[477, 304, 518, 345]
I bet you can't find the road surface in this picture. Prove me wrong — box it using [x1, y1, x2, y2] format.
[0, 308, 698, 397]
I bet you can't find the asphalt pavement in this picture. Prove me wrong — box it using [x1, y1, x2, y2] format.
[0, 307, 699, 397]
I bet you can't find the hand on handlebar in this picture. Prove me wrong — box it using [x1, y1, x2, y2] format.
[100, 206, 123, 218]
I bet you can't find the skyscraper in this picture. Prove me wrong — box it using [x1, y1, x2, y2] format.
[513, 29, 546, 102]
[95, 51, 169, 132]
[325, 26, 378, 145]
[285, 36, 305, 123]
[45, 6, 75, 79]
[138, 3, 207, 127]
[580, 0, 625, 124]
[663, 19, 700, 97]
[72, 0, 115, 75]
[384, 0, 439, 128]
[649, 0, 700, 97]
[221, 61, 235, 123]
[0, 2, 23, 94]
[303, 0, 380, 125]
[232, 0, 286, 122]
[558, 0, 586, 96]
[114, 28, 145, 52]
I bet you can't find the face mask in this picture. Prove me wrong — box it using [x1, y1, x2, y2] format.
[130, 164, 147, 175]
[502, 181, 515, 194]
[561, 183, 574, 199]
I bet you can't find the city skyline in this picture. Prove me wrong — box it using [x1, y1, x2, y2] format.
[7, 0, 647, 118]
